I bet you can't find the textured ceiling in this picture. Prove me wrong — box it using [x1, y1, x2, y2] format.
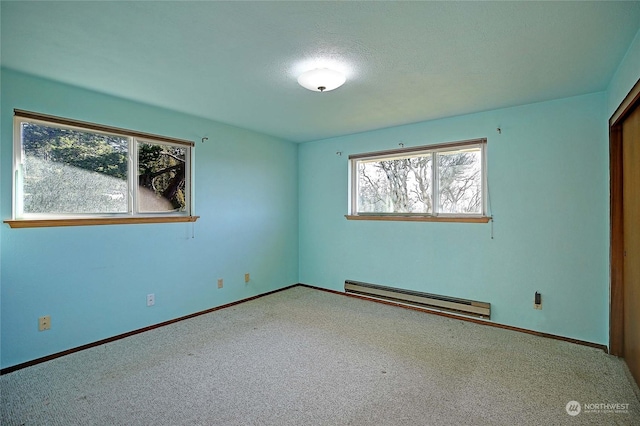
[2, 1, 640, 143]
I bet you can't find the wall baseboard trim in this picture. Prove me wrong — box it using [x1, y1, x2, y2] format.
[1, 282, 608, 374]
[0, 284, 298, 375]
[297, 283, 609, 354]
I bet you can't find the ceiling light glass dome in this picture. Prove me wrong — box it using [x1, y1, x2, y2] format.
[297, 68, 346, 92]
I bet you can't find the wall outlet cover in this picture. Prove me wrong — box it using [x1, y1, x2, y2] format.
[38, 315, 51, 331]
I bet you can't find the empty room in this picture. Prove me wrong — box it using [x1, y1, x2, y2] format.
[1, 1, 640, 425]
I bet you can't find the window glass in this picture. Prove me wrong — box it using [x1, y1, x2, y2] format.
[437, 148, 482, 214]
[13, 111, 193, 220]
[350, 140, 486, 217]
[20, 121, 128, 214]
[357, 154, 433, 214]
[138, 142, 187, 213]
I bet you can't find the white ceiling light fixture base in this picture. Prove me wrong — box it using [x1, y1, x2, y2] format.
[297, 68, 346, 92]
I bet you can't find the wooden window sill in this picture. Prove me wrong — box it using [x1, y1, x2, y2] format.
[4, 216, 200, 229]
[345, 215, 491, 223]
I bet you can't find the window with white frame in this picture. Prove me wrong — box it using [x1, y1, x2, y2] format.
[12, 110, 193, 220]
[349, 139, 487, 218]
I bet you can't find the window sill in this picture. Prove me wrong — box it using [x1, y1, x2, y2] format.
[4, 216, 200, 229]
[345, 215, 491, 223]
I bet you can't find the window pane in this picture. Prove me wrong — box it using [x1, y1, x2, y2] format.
[437, 149, 482, 214]
[21, 122, 128, 214]
[138, 142, 187, 212]
[357, 155, 433, 213]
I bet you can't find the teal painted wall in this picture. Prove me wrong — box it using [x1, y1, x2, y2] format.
[0, 69, 299, 369]
[299, 92, 610, 345]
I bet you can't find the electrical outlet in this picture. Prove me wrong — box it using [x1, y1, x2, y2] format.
[218, 278, 223, 289]
[244, 273, 250, 283]
[38, 315, 51, 331]
[147, 293, 155, 307]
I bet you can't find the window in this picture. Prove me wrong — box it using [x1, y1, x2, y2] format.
[348, 139, 488, 222]
[9, 110, 195, 227]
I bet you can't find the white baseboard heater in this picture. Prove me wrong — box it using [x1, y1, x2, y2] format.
[344, 280, 491, 319]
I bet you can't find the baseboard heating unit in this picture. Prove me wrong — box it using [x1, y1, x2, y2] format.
[344, 280, 491, 319]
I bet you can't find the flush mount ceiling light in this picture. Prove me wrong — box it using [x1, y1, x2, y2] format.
[297, 68, 346, 92]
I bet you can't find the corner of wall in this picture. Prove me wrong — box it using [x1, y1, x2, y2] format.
[607, 27, 640, 117]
